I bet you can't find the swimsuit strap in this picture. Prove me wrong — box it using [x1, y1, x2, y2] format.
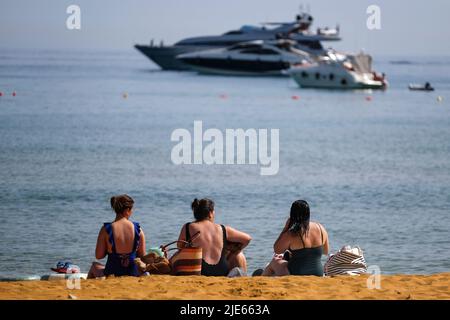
[317, 223, 324, 246]
[185, 222, 191, 242]
[220, 224, 227, 254]
[104, 222, 141, 254]
[104, 223, 116, 254]
[299, 231, 306, 248]
[132, 222, 141, 252]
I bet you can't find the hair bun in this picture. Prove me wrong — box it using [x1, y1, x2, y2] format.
[191, 198, 200, 211]
[110, 194, 134, 215]
[191, 198, 215, 221]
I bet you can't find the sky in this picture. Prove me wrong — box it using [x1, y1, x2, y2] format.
[1, 0, 450, 56]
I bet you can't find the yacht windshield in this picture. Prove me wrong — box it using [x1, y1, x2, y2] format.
[241, 48, 278, 55]
[223, 30, 243, 35]
[228, 43, 263, 51]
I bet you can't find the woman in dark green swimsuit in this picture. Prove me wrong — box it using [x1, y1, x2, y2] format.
[261, 200, 329, 276]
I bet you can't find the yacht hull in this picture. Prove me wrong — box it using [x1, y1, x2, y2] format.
[178, 58, 290, 76]
[134, 45, 213, 70]
[289, 67, 385, 90]
[292, 79, 385, 89]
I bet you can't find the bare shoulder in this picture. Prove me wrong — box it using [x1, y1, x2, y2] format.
[97, 225, 108, 242]
[224, 224, 240, 235]
[99, 225, 106, 235]
[179, 222, 188, 235]
[314, 221, 326, 230]
[314, 222, 328, 237]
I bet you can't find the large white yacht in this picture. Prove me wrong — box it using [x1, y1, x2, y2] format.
[176, 40, 312, 76]
[135, 12, 340, 70]
[288, 51, 387, 89]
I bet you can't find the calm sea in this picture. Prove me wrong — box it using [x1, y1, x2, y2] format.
[0, 49, 449, 278]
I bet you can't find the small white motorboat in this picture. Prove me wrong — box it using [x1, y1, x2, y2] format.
[408, 83, 434, 91]
[288, 51, 387, 89]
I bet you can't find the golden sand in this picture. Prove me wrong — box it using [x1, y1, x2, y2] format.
[0, 273, 449, 300]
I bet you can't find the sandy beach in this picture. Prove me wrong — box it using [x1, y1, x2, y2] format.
[0, 273, 449, 300]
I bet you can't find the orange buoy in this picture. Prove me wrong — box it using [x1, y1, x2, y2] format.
[0, 92, 3, 97]
[12, 91, 16, 97]
[219, 94, 228, 99]
[365, 96, 372, 101]
[291, 95, 300, 100]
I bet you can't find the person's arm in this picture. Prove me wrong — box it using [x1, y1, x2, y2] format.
[273, 232, 291, 254]
[137, 230, 146, 258]
[225, 226, 252, 250]
[273, 218, 291, 254]
[95, 227, 108, 260]
[318, 223, 329, 255]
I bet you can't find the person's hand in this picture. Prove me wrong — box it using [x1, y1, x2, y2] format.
[226, 241, 243, 254]
[225, 241, 243, 259]
[273, 253, 284, 260]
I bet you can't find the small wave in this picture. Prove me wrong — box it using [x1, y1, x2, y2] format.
[389, 60, 450, 66]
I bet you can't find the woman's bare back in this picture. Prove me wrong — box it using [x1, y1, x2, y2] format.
[288, 222, 326, 250]
[186, 221, 224, 265]
[107, 219, 136, 254]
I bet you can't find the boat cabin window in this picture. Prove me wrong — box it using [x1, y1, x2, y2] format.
[241, 48, 278, 55]
[223, 30, 243, 35]
[228, 44, 262, 51]
[297, 41, 323, 50]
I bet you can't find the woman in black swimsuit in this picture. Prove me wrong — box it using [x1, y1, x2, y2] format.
[177, 198, 252, 276]
[260, 200, 329, 276]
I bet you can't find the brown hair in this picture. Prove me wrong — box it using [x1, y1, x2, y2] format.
[110, 194, 134, 215]
[288, 200, 310, 237]
[191, 198, 215, 221]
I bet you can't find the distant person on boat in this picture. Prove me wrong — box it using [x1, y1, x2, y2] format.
[425, 82, 431, 90]
[88, 194, 146, 278]
[255, 200, 329, 277]
[176, 198, 252, 276]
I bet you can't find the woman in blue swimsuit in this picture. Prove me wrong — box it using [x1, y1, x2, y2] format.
[88, 194, 146, 278]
